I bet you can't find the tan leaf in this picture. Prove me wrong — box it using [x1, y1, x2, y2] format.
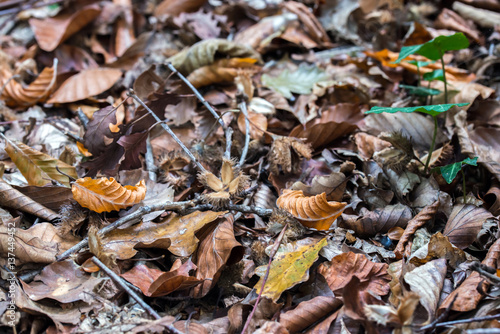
[192, 214, 244, 298]
[280, 296, 342, 333]
[237, 111, 268, 140]
[0, 180, 59, 221]
[220, 159, 234, 186]
[394, 200, 440, 259]
[0, 222, 79, 265]
[101, 211, 225, 259]
[318, 252, 391, 296]
[186, 58, 258, 88]
[0, 63, 57, 107]
[439, 237, 500, 312]
[276, 189, 347, 230]
[71, 177, 146, 213]
[443, 204, 494, 249]
[5, 139, 77, 187]
[47, 68, 122, 104]
[29, 4, 101, 52]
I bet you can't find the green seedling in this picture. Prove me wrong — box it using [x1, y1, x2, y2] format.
[435, 157, 478, 201]
[366, 103, 469, 173]
[407, 60, 434, 87]
[394, 32, 469, 103]
[399, 84, 440, 97]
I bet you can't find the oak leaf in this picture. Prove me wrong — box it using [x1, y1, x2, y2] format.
[4, 139, 77, 187]
[276, 189, 346, 230]
[71, 177, 146, 213]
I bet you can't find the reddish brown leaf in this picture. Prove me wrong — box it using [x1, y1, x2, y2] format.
[280, 296, 342, 333]
[154, 0, 206, 17]
[318, 252, 391, 296]
[289, 121, 357, 150]
[14, 185, 73, 212]
[237, 111, 268, 140]
[443, 204, 494, 249]
[192, 214, 244, 298]
[29, 5, 101, 52]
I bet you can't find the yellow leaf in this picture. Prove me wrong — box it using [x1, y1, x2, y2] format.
[71, 177, 146, 213]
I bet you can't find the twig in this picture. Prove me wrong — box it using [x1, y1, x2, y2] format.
[56, 202, 194, 261]
[242, 223, 288, 334]
[420, 294, 457, 332]
[127, 90, 208, 174]
[91, 257, 167, 323]
[470, 262, 500, 285]
[186, 203, 273, 217]
[420, 313, 500, 330]
[238, 97, 250, 167]
[224, 127, 233, 161]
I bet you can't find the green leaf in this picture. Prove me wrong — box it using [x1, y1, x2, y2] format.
[423, 69, 444, 82]
[439, 157, 478, 184]
[365, 103, 469, 117]
[400, 84, 441, 96]
[261, 63, 329, 99]
[395, 33, 469, 63]
[406, 60, 435, 67]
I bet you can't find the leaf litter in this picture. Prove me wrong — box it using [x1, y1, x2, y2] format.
[0, 0, 499, 333]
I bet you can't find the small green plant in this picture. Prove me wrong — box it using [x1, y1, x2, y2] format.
[394, 32, 469, 103]
[366, 103, 468, 173]
[435, 157, 478, 201]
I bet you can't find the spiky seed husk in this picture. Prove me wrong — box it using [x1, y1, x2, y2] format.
[269, 136, 312, 174]
[199, 171, 225, 192]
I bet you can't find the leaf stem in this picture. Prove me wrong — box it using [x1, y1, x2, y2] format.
[127, 90, 208, 174]
[238, 98, 250, 167]
[424, 115, 438, 174]
[461, 168, 467, 203]
[440, 55, 448, 104]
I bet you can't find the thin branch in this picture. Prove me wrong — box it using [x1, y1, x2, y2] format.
[127, 90, 208, 174]
[224, 127, 233, 161]
[421, 313, 500, 330]
[238, 98, 250, 167]
[56, 202, 194, 261]
[242, 223, 288, 334]
[186, 203, 273, 217]
[470, 262, 500, 285]
[92, 257, 173, 328]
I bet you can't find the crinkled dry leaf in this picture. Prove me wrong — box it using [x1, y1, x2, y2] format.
[29, 4, 101, 52]
[318, 252, 391, 296]
[254, 238, 327, 302]
[192, 214, 244, 298]
[443, 204, 494, 249]
[0, 62, 57, 107]
[277, 189, 347, 230]
[48, 68, 122, 104]
[71, 177, 146, 213]
[280, 296, 342, 333]
[5, 139, 77, 187]
[168, 39, 261, 75]
[0, 180, 60, 221]
[394, 200, 440, 259]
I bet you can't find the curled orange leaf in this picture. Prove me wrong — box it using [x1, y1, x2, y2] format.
[71, 177, 146, 213]
[276, 189, 346, 230]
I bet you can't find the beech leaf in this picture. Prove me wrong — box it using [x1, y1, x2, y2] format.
[71, 177, 146, 213]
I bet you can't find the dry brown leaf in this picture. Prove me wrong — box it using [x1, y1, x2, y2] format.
[237, 110, 268, 140]
[439, 237, 500, 312]
[47, 68, 122, 104]
[394, 200, 440, 259]
[0, 180, 59, 221]
[485, 184, 500, 216]
[443, 204, 494, 249]
[186, 58, 258, 88]
[0, 63, 57, 107]
[71, 177, 146, 213]
[154, 0, 206, 17]
[291, 172, 347, 201]
[289, 121, 357, 149]
[435, 8, 483, 44]
[318, 252, 391, 296]
[282, 1, 331, 46]
[29, 4, 101, 52]
[167, 39, 261, 75]
[192, 214, 243, 298]
[280, 296, 342, 333]
[269, 136, 312, 174]
[15, 185, 73, 212]
[0, 222, 79, 265]
[277, 189, 347, 230]
[5, 139, 77, 187]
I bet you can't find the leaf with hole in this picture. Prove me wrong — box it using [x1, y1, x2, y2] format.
[365, 103, 468, 117]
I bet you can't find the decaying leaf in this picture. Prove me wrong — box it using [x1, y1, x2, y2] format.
[254, 238, 327, 302]
[71, 177, 146, 213]
[443, 204, 494, 249]
[277, 189, 346, 230]
[5, 139, 77, 187]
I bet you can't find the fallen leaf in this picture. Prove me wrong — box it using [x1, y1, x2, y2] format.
[187, 58, 258, 88]
[277, 189, 347, 230]
[237, 110, 268, 140]
[280, 296, 342, 333]
[254, 238, 327, 302]
[443, 204, 494, 249]
[48, 68, 123, 104]
[71, 177, 146, 213]
[154, 0, 206, 17]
